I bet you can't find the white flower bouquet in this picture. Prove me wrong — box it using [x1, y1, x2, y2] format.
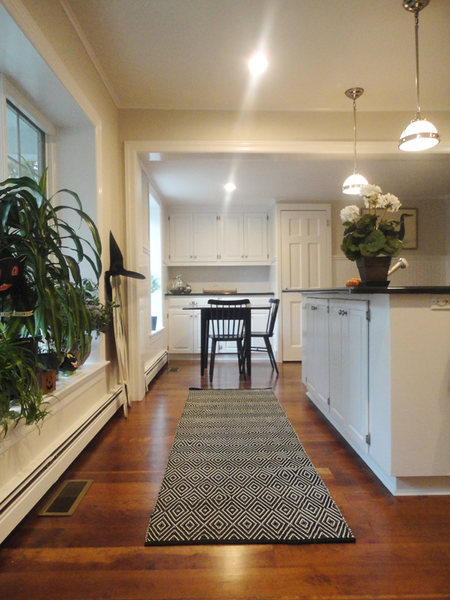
[340, 185, 403, 261]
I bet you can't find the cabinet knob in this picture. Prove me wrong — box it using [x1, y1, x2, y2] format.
[311, 305, 317, 311]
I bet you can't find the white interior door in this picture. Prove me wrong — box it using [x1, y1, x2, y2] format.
[280, 209, 331, 361]
[281, 293, 303, 361]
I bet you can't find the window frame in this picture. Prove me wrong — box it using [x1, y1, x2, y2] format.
[149, 188, 164, 334]
[0, 73, 55, 183]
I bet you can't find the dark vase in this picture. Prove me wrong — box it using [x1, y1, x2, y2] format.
[356, 256, 391, 287]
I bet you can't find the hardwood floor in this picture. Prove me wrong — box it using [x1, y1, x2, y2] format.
[1, 360, 449, 600]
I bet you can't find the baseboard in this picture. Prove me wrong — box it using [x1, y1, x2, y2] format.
[145, 350, 168, 390]
[0, 387, 123, 544]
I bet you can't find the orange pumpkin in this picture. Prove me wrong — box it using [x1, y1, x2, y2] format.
[345, 278, 361, 288]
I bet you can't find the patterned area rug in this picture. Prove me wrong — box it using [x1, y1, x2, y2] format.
[145, 388, 355, 546]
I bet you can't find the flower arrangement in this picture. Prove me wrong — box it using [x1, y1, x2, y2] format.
[340, 184, 403, 261]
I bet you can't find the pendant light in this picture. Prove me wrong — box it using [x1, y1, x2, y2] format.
[342, 87, 368, 195]
[399, 0, 440, 152]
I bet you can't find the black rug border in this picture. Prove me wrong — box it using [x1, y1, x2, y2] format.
[145, 535, 355, 547]
[145, 388, 355, 547]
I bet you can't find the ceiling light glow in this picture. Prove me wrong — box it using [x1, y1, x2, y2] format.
[224, 182, 236, 192]
[248, 52, 268, 76]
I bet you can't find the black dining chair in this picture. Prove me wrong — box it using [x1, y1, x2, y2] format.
[207, 298, 250, 381]
[249, 298, 279, 374]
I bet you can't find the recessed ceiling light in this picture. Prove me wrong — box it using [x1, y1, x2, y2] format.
[224, 182, 236, 192]
[248, 52, 268, 76]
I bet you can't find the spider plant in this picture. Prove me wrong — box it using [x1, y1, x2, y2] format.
[0, 324, 48, 436]
[0, 171, 102, 360]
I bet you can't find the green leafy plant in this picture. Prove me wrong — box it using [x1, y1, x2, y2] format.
[151, 274, 161, 293]
[0, 172, 102, 430]
[0, 171, 102, 359]
[340, 184, 403, 261]
[0, 325, 48, 436]
[81, 279, 115, 337]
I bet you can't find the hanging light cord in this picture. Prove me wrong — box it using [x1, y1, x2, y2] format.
[352, 93, 357, 174]
[414, 9, 421, 118]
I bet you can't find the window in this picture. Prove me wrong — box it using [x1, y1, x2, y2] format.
[6, 100, 46, 181]
[149, 193, 163, 332]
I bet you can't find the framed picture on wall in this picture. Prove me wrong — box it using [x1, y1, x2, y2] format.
[362, 207, 417, 249]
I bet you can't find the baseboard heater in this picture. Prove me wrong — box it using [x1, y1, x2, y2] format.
[145, 350, 168, 390]
[0, 388, 122, 543]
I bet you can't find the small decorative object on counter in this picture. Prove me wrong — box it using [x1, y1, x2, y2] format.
[59, 352, 79, 376]
[345, 278, 361, 288]
[168, 274, 191, 294]
[341, 184, 404, 287]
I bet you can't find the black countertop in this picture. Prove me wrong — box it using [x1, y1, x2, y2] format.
[287, 286, 450, 295]
[165, 291, 274, 297]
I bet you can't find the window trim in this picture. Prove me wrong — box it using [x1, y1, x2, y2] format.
[0, 73, 55, 181]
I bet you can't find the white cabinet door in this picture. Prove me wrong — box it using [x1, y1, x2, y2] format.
[168, 310, 195, 352]
[220, 213, 269, 263]
[244, 213, 268, 262]
[220, 214, 244, 261]
[168, 213, 218, 263]
[303, 297, 329, 413]
[329, 299, 369, 454]
[192, 214, 219, 262]
[168, 214, 192, 263]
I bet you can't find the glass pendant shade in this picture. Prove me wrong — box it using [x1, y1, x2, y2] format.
[399, 0, 440, 152]
[399, 117, 440, 151]
[342, 87, 367, 195]
[342, 172, 369, 195]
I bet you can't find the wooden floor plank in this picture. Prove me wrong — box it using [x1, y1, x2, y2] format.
[1, 360, 449, 600]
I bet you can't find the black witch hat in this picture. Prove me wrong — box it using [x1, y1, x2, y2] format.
[105, 231, 145, 300]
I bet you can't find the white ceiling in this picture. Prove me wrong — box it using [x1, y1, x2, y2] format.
[142, 151, 450, 208]
[64, 0, 450, 112]
[62, 0, 450, 206]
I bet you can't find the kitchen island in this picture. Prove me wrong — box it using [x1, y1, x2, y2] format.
[300, 286, 450, 495]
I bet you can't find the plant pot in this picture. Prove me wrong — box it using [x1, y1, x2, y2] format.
[151, 316, 157, 331]
[38, 369, 57, 394]
[356, 256, 391, 287]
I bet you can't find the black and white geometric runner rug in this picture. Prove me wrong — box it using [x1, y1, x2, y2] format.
[145, 389, 355, 546]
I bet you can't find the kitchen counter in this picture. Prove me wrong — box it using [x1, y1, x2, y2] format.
[286, 286, 450, 294]
[301, 289, 450, 495]
[165, 291, 275, 296]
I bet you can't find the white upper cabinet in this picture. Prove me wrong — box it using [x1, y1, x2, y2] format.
[244, 213, 269, 262]
[167, 213, 218, 263]
[219, 213, 269, 264]
[167, 211, 270, 265]
[219, 214, 243, 261]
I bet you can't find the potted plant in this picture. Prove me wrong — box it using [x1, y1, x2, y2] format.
[340, 184, 403, 285]
[63, 278, 115, 366]
[151, 275, 160, 331]
[0, 171, 102, 407]
[0, 324, 48, 436]
[0, 171, 102, 360]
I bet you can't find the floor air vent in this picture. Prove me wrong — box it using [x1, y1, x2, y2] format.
[39, 479, 93, 516]
[168, 367, 181, 372]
